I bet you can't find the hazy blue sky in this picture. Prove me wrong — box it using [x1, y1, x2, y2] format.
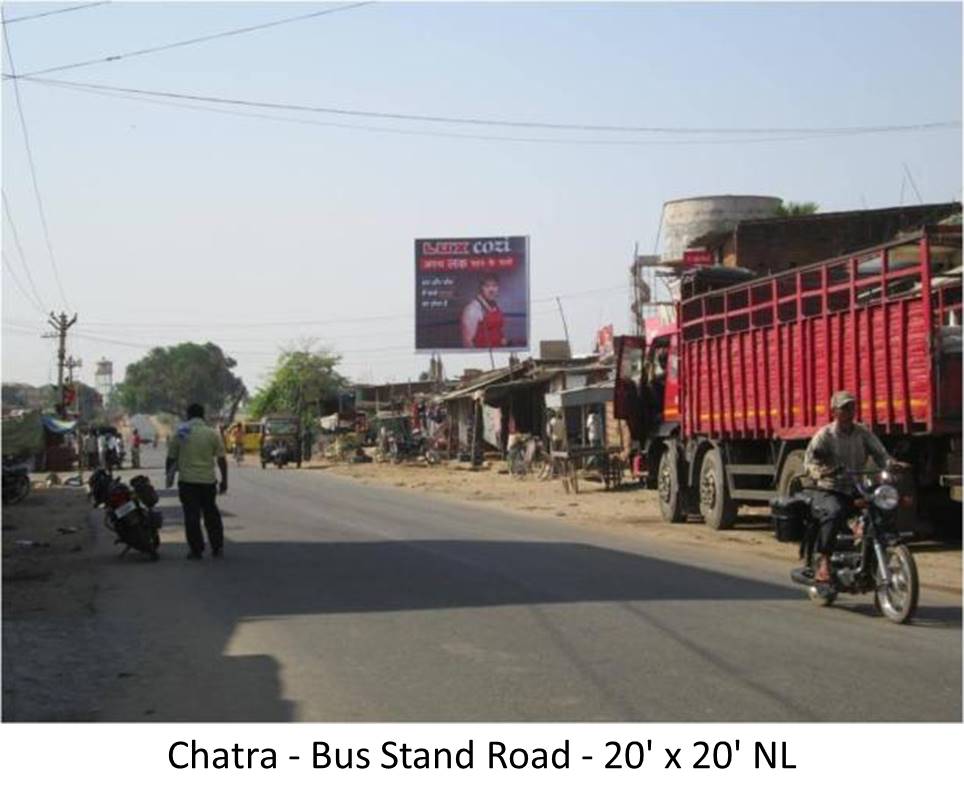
[2, 1, 961, 394]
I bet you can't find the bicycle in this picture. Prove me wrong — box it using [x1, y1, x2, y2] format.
[506, 436, 548, 479]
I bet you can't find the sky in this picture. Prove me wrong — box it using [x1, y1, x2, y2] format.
[2, 0, 961, 395]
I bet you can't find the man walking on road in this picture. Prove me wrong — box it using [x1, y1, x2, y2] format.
[166, 403, 228, 560]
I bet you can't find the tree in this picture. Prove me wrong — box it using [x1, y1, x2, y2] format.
[118, 342, 247, 420]
[776, 201, 820, 217]
[249, 346, 346, 427]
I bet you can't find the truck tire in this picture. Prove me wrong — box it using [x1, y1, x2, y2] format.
[698, 448, 738, 530]
[778, 450, 807, 498]
[657, 447, 685, 523]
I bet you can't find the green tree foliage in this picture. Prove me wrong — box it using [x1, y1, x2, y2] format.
[118, 342, 247, 419]
[776, 201, 820, 217]
[249, 347, 346, 426]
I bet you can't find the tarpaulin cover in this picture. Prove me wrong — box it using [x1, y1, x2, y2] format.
[2, 410, 44, 455]
[41, 415, 78, 434]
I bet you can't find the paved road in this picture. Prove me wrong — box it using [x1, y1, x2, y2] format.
[95, 453, 961, 721]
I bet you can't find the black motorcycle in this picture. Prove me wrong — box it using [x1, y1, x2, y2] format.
[100, 473, 162, 560]
[773, 469, 919, 624]
[388, 428, 436, 463]
[264, 442, 291, 469]
[2, 459, 31, 504]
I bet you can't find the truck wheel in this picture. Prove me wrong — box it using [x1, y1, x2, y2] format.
[699, 448, 737, 530]
[778, 450, 806, 498]
[657, 448, 686, 523]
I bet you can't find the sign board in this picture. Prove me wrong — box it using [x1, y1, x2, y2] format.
[539, 340, 571, 361]
[683, 248, 715, 266]
[415, 236, 529, 352]
[595, 324, 614, 356]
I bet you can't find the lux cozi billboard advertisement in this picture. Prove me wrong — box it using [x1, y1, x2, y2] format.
[415, 236, 529, 352]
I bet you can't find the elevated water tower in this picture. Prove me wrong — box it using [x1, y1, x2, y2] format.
[660, 195, 783, 265]
[94, 358, 114, 405]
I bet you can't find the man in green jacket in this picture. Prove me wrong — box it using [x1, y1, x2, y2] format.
[166, 403, 228, 559]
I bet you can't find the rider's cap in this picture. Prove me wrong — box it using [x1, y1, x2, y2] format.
[831, 390, 856, 409]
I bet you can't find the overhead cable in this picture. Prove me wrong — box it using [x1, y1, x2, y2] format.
[2, 252, 47, 315]
[2, 12, 71, 307]
[11, 2, 374, 78]
[20, 77, 927, 148]
[75, 285, 630, 329]
[2, 189, 49, 311]
[8, 73, 960, 138]
[1, 2, 110, 26]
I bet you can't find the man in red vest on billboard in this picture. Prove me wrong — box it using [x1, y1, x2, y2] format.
[460, 274, 507, 348]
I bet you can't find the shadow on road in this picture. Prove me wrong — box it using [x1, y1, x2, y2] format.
[163, 537, 802, 616]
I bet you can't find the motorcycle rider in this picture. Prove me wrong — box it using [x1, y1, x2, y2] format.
[803, 390, 899, 583]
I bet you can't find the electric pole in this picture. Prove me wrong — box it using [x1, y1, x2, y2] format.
[42, 311, 77, 416]
[65, 355, 82, 418]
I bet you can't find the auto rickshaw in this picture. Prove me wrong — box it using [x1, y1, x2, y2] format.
[259, 415, 303, 469]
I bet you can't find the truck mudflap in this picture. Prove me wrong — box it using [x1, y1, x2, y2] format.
[939, 475, 963, 502]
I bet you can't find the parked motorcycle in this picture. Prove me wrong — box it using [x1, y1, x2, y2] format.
[88, 467, 112, 507]
[773, 469, 919, 624]
[102, 474, 162, 560]
[2, 458, 31, 504]
[388, 429, 435, 464]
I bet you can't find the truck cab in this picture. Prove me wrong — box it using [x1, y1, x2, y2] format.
[613, 323, 681, 485]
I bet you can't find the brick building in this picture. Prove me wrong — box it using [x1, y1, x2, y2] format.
[686, 202, 960, 274]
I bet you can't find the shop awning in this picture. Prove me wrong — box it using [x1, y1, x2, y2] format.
[558, 382, 614, 408]
[482, 373, 553, 406]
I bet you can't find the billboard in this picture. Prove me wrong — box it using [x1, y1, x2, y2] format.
[415, 236, 529, 352]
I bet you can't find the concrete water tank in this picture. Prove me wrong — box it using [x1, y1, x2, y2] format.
[660, 195, 783, 263]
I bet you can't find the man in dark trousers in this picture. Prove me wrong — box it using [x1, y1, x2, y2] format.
[166, 403, 228, 559]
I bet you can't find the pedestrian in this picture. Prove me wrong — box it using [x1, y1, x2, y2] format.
[83, 428, 99, 469]
[586, 411, 602, 448]
[130, 428, 143, 469]
[166, 403, 228, 560]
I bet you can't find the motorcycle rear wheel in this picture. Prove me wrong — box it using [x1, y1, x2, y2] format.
[875, 544, 919, 624]
[4, 475, 30, 504]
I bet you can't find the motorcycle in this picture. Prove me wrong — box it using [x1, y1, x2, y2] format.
[773, 469, 919, 624]
[102, 473, 162, 561]
[388, 429, 435, 464]
[2, 459, 31, 504]
[266, 442, 291, 469]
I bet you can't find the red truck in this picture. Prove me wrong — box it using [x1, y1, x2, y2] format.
[614, 223, 962, 534]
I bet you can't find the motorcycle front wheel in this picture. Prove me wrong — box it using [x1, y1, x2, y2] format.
[875, 544, 919, 624]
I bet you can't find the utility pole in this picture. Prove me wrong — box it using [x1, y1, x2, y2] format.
[42, 311, 77, 416]
[65, 355, 82, 418]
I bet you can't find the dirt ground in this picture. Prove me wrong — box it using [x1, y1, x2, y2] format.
[315, 455, 962, 594]
[1, 478, 124, 721]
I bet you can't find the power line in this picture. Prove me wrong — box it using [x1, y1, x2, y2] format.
[12, 2, 374, 78]
[73, 284, 628, 330]
[2, 189, 48, 311]
[21, 76, 932, 149]
[2, 11, 70, 308]
[2, 252, 47, 315]
[2, 3, 110, 26]
[11, 74, 961, 139]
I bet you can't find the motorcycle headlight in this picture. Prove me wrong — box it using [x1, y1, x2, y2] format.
[873, 484, 899, 511]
